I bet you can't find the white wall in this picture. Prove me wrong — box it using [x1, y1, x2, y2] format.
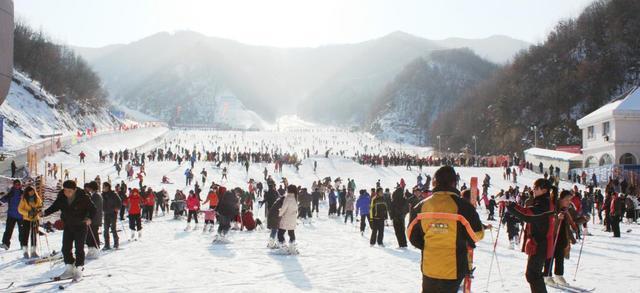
[581, 117, 640, 166]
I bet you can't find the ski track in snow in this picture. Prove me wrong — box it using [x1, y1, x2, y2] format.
[0, 128, 637, 292]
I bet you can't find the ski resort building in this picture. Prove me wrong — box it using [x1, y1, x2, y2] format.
[573, 86, 640, 186]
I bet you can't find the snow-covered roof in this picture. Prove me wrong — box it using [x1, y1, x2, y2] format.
[578, 86, 640, 127]
[524, 147, 582, 161]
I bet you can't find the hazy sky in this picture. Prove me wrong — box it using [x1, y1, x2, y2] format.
[15, 0, 595, 48]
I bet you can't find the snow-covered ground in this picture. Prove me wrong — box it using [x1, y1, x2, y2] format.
[0, 127, 637, 292]
[0, 71, 124, 152]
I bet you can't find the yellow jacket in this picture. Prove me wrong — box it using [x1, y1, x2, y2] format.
[18, 195, 43, 221]
[407, 188, 484, 280]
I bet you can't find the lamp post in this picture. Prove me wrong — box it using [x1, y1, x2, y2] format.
[530, 125, 538, 147]
[472, 135, 477, 166]
[436, 135, 441, 155]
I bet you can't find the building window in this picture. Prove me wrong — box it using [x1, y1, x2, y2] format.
[619, 153, 637, 165]
[602, 121, 610, 136]
[585, 156, 598, 167]
[599, 153, 613, 166]
[587, 126, 594, 139]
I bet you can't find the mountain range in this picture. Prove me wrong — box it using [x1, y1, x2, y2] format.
[74, 31, 529, 126]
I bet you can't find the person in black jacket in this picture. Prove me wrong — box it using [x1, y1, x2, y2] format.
[261, 184, 279, 218]
[369, 188, 389, 246]
[506, 179, 555, 293]
[390, 187, 408, 248]
[311, 188, 321, 217]
[488, 196, 497, 221]
[266, 195, 285, 248]
[338, 188, 346, 216]
[101, 182, 121, 250]
[84, 182, 102, 259]
[11, 160, 17, 178]
[214, 189, 239, 241]
[603, 192, 612, 232]
[118, 181, 128, 221]
[44, 180, 96, 281]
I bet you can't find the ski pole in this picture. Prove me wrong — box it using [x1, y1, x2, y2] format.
[34, 220, 43, 258]
[572, 231, 587, 281]
[120, 219, 130, 241]
[485, 213, 505, 292]
[42, 226, 51, 256]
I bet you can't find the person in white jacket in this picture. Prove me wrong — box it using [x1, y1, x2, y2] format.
[278, 185, 299, 253]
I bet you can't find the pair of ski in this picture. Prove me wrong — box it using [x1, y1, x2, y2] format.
[23, 251, 61, 265]
[548, 283, 595, 293]
[8, 274, 95, 292]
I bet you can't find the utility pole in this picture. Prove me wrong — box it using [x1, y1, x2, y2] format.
[472, 135, 477, 166]
[530, 125, 538, 147]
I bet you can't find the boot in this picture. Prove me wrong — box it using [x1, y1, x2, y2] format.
[0, 243, 8, 250]
[59, 264, 75, 279]
[30, 246, 39, 258]
[130, 231, 136, 241]
[202, 224, 209, 233]
[267, 238, 277, 249]
[137, 231, 142, 239]
[584, 227, 593, 236]
[184, 224, 191, 231]
[554, 276, 569, 286]
[22, 246, 29, 259]
[73, 266, 84, 281]
[288, 242, 299, 255]
[86, 247, 99, 259]
[209, 225, 215, 232]
[277, 242, 288, 253]
[544, 276, 556, 286]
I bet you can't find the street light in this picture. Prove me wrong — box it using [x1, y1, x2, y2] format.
[436, 135, 441, 155]
[472, 135, 477, 166]
[530, 125, 538, 147]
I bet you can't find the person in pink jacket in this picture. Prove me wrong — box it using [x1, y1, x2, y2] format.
[185, 190, 201, 231]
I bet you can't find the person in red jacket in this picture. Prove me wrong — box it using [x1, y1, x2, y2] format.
[610, 193, 624, 237]
[144, 188, 155, 222]
[506, 179, 556, 293]
[124, 188, 143, 241]
[185, 190, 201, 231]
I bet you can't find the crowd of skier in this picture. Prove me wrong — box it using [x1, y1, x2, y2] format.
[2, 133, 639, 292]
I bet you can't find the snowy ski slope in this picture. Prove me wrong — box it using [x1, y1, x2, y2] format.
[0, 126, 637, 293]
